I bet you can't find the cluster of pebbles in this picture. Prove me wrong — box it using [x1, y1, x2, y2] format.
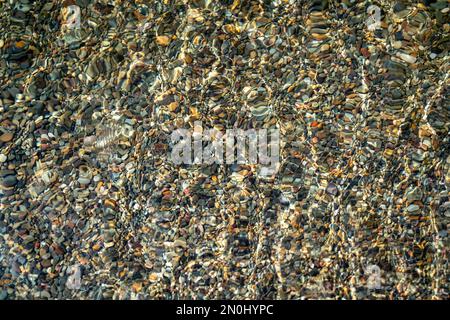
[0, 0, 448, 300]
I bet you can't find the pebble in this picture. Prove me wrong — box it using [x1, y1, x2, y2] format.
[406, 204, 420, 213]
[77, 177, 91, 185]
[0, 0, 447, 301]
[0, 133, 13, 142]
[1, 174, 17, 188]
[326, 183, 338, 196]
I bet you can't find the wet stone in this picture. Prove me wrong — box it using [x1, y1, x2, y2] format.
[0, 0, 448, 301]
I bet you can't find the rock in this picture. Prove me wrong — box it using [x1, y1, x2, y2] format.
[0, 0, 447, 301]
[77, 177, 91, 185]
[155, 36, 171, 46]
[1, 174, 17, 188]
[320, 44, 330, 52]
[0, 133, 13, 142]
[406, 204, 420, 212]
[326, 182, 338, 196]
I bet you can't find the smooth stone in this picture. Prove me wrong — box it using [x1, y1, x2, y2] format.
[406, 188, 422, 202]
[396, 52, 417, 64]
[41, 290, 51, 299]
[326, 182, 338, 196]
[78, 177, 91, 185]
[0, 133, 13, 142]
[0, 154, 6, 162]
[320, 44, 330, 52]
[406, 204, 420, 212]
[1, 175, 17, 188]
